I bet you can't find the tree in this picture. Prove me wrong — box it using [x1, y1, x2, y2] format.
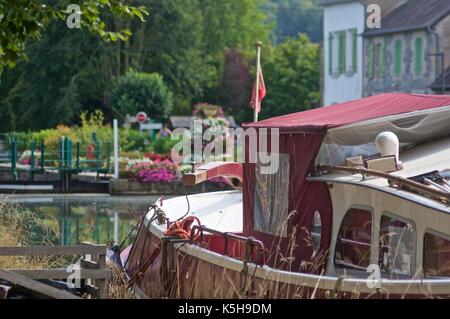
[0, 0, 148, 71]
[0, 0, 273, 130]
[110, 71, 173, 121]
[0, 22, 109, 131]
[219, 49, 252, 124]
[263, 0, 323, 44]
[259, 34, 320, 120]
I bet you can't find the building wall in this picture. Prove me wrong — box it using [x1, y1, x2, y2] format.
[323, 2, 365, 106]
[364, 30, 437, 96]
[435, 14, 450, 71]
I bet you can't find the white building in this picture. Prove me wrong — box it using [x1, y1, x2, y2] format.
[319, 0, 400, 106]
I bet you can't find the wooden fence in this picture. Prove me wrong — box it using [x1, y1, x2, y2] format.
[0, 242, 110, 299]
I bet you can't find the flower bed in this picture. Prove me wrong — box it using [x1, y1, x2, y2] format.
[121, 158, 180, 183]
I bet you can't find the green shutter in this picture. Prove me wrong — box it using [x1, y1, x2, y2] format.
[415, 37, 423, 75]
[381, 45, 386, 77]
[370, 45, 376, 78]
[338, 31, 346, 74]
[394, 40, 402, 77]
[352, 29, 357, 72]
[328, 33, 333, 75]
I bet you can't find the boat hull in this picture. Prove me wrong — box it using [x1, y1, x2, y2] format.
[125, 224, 450, 299]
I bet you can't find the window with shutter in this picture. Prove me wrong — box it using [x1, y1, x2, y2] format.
[381, 45, 386, 77]
[352, 29, 357, 72]
[338, 31, 346, 74]
[328, 33, 333, 75]
[394, 40, 402, 77]
[414, 37, 423, 76]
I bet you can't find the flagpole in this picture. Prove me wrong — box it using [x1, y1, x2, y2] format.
[254, 41, 263, 123]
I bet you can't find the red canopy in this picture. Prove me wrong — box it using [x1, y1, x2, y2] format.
[243, 93, 450, 133]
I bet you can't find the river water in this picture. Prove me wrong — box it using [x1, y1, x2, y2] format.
[1, 194, 159, 247]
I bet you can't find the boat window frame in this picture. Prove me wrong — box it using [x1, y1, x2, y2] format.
[253, 152, 290, 237]
[379, 211, 417, 277]
[423, 228, 450, 278]
[334, 204, 374, 273]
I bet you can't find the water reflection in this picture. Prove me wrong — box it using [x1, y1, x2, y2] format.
[2, 195, 157, 246]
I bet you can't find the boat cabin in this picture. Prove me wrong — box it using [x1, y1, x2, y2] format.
[241, 93, 450, 278]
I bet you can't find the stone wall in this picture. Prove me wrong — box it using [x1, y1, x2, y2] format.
[364, 30, 436, 96]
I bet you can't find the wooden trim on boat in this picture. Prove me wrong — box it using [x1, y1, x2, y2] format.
[319, 165, 450, 204]
[182, 162, 243, 188]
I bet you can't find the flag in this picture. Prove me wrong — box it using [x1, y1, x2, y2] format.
[250, 66, 266, 113]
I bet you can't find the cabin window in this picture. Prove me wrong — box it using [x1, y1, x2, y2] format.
[253, 153, 289, 236]
[311, 210, 322, 256]
[424, 232, 450, 277]
[379, 215, 416, 276]
[335, 208, 372, 270]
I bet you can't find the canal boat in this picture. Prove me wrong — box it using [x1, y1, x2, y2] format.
[123, 93, 450, 298]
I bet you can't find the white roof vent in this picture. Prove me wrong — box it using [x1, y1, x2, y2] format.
[375, 131, 402, 165]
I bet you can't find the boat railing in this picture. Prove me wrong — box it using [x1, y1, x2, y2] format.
[189, 225, 266, 266]
[319, 165, 450, 204]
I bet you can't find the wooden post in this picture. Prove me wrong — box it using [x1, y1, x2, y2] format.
[253, 41, 263, 123]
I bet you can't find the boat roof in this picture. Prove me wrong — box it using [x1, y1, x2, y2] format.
[309, 136, 450, 213]
[243, 93, 450, 133]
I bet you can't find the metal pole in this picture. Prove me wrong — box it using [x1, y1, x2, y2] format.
[113, 209, 119, 244]
[11, 139, 16, 180]
[253, 41, 263, 123]
[76, 142, 80, 172]
[40, 141, 45, 171]
[113, 119, 119, 179]
[30, 141, 35, 181]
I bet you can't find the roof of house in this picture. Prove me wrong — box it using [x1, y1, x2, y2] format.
[431, 66, 450, 91]
[169, 116, 237, 128]
[317, 0, 401, 15]
[243, 93, 450, 133]
[316, 0, 356, 5]
[364, 0, 450, 37]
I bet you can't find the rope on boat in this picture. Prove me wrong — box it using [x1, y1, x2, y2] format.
[127, 215, 202, 290]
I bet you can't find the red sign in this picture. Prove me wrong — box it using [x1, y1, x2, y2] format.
[136, 112, 148, 123]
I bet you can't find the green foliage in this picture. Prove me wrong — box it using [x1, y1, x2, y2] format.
[110, 71, 173, 121]
[0, 0, 148, 71]
[0, 0, 323, 132]
[120, 129, 151, 153]
[263, 0, 323, 44]
[259, 34, 321, 119]
[149, 136, 178, 156]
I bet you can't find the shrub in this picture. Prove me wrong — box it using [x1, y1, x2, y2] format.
[120, 129, 151, 153]
[110, 71, 173, 121]
[149, 136, 178, 156]
[76, 110, 112, 145]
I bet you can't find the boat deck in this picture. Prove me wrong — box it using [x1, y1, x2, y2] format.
[148, 190, 243, 234]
